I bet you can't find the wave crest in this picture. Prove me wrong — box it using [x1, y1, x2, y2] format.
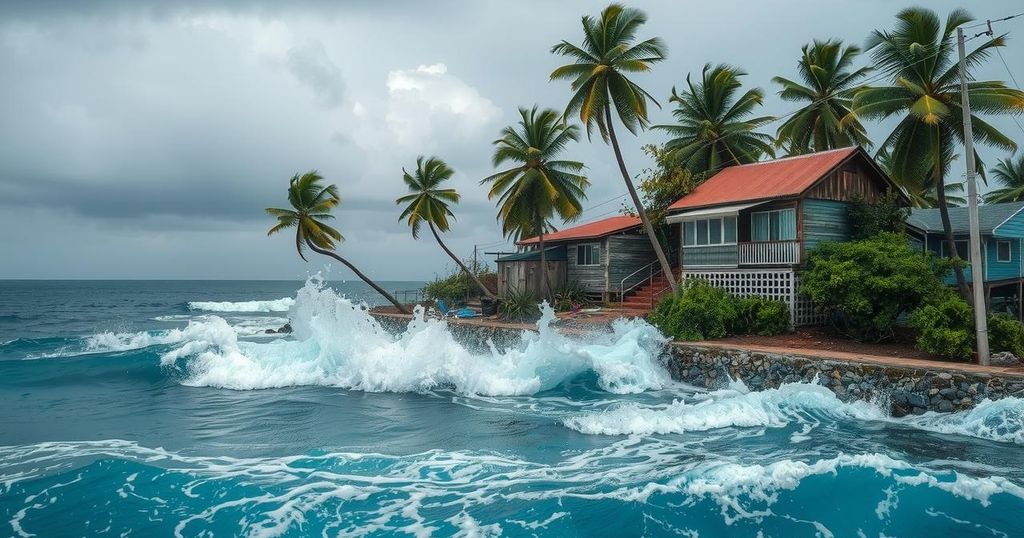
[187, 298, 295, 313]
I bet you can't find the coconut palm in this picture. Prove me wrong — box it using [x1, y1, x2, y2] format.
[986, 155, 1024, 203]
[850, 7, 1024, 299]
[877, 147, 966, 207]
[550, 3, 677, 292]
[397, 156, 496, 299]
[482, 106, 589, 300]
[655, 64, 775, 177]
[773, 39, 872, 154]
[266, 171, 409, 314]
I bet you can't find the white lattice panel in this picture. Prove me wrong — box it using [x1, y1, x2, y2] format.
[681, 269, 824, 327]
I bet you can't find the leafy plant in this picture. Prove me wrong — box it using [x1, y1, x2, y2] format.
[847, 191, 909, 240]
[500, 286, 540, 322]
[649, 280, 789, 341]
[801, 233, 954, 342]
[908, 291, 975, 360]
[552, 280, 590, 312]
[637, 144, 701, 226]
[424, 271, 471, 304]
[989, 313, 1024, 359]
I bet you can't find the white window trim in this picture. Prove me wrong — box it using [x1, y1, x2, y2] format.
[997, 240, 1012, 262]
[750, 208, 797, 242]
[681, 216, 738, 248]
[576, 243, 601, 266]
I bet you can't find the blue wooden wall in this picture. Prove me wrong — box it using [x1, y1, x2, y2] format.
[802, 199, 850, 252]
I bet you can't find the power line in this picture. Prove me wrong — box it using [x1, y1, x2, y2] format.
[963, 12, 1024, 30]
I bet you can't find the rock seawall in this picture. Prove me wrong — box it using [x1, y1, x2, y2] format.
[667, 344, 1024, 416]
[371, 313, 526, 352]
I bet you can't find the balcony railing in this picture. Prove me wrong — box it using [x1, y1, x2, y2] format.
[738, 240, 800, 266]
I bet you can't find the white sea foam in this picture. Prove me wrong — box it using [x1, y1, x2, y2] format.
[161, 277, 671, 395]
[564, 382, 886, 435]
[898, 397, 1024, 445]
[187, 298, 295, 313]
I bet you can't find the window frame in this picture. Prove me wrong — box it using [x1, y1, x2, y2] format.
[940, 239, 970, 259]
[576, 243, 601, 266]
[681, 216, 737, 248]
[997, 240, 1012, 263]
[749, 208, 797, 242]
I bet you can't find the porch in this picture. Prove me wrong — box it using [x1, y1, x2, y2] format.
[681, 240, 801, 268]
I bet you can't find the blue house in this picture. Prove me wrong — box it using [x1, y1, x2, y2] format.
[907, 201, 1024, 314]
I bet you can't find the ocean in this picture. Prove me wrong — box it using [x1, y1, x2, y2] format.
[1, 278, 1022, 537]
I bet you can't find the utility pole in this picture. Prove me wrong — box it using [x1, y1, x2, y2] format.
[957, 26, 990, 366]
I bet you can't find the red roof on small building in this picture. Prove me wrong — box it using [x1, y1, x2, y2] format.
[668, 147, 860, 211]
[518, 215, 641, 245]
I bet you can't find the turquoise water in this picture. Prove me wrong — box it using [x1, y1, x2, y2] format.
[1, 279, 1023, 537]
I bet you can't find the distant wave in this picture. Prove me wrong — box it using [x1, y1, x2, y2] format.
[187, 298, 295, 313]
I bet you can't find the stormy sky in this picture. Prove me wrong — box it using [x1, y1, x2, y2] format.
[1, 0, 1022, 280]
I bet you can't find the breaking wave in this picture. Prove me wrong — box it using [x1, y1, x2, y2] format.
[187, 298, 295, 313]
[160, 277, 671, 395]
[899, 397, 1024, 445]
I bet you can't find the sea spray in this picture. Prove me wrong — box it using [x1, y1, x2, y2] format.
[161, 277, 672, 395]
[187, 298, 296, 313]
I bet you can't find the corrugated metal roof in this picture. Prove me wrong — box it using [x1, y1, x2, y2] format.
[667, 147, 860, 211]
[907, 201, 1024, 236]
[517, 215, 641, 245]
[496, 245, 567, 262]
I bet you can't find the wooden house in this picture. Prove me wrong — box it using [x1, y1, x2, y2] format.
[495, 246, 567, 298]
[510, 215, 654, 301]
[907, 201, 1024, 316]
[660, 146, 908, 324]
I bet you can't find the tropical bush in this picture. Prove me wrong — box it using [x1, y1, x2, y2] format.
[801, 233, 954, 342]
[649, 280, 789, 341]
[423, 271, 471, 303]
[500, 286, 540, 322]
[847, 191, 908, 240]
[908, 291, 975, 360]
[552, 280, 590, 312]
[909, 292, 1024, 360]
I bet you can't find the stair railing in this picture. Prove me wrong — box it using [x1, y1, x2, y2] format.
[618, 248, 679, 306]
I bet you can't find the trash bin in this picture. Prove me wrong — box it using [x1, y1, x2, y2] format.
[480, 298, 499, 316]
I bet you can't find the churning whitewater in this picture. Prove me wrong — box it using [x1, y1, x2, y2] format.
[1, 278, 1023, 537]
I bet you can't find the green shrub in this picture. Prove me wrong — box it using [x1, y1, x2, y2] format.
[649, 280, 789, 340]
[500, 286, 540, 322]
[553, 280, 590, 312]
[424, 271, 470, 303]
[989, 313, 1024, 358]
[801, 233, 954, 342]
[908, 291, 975, 360]
[847, 191, 909, 240]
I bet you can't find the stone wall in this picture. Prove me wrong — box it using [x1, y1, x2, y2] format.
[667, 344, 1024, 416]
[371, 313, 526, 352]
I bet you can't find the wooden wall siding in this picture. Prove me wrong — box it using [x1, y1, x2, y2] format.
[497, 260, 566, 298]
[566, 239, 608, 293]
[682, 245, 738, 267]
[606, 235, 658, 292]
[986, 237, 1021, 281]
[925, 235, 976, 284]
[802, 199, 850, 252]
[805, 161, 885, 203]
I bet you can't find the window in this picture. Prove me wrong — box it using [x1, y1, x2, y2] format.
[682, 216, 737, 246]
[577, 243, 600, 266]
[998, 240, 1012, 262]
[940, 239, 970, 259]
[751, 208, 796, 242]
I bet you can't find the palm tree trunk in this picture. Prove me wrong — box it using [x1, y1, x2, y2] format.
[538, 217, 551, 301]
[305, 241, 411, 315]
[428, 222, 496, 300]
[604, 105, 678, 293]
[934, 133, 971, 302]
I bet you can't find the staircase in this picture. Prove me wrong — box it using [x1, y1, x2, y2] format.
[618, 273, 674, 312]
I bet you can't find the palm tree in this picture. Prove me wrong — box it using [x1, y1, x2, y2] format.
[482, 106, 589, 300]
[876, 147, 966, 207]
[550, 3, 677, 292]
[987, 155, 1024, 203]
[266, 171, 409, 314]
[655, 64, 775, 177]
[773, 39, 872, 154]
[850, 7, 1024, 299]
[397, 156, 496, 299]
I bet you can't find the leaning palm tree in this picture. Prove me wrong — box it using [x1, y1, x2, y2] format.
[266, 171, 409, 314]
[482, 106, 589, 300]
[550, 3, 676, 292]
[986, 155, 1024, 203]
[655, 64, 776, 178]
[877, 147, 966, 207]
[849, 7, 1024, 299]
[397, 156, 496, 299]
[773, 39, 872, 154]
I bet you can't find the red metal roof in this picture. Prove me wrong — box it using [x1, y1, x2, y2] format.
[667, 147, 860, 211]
[518, 215, 642, 245]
